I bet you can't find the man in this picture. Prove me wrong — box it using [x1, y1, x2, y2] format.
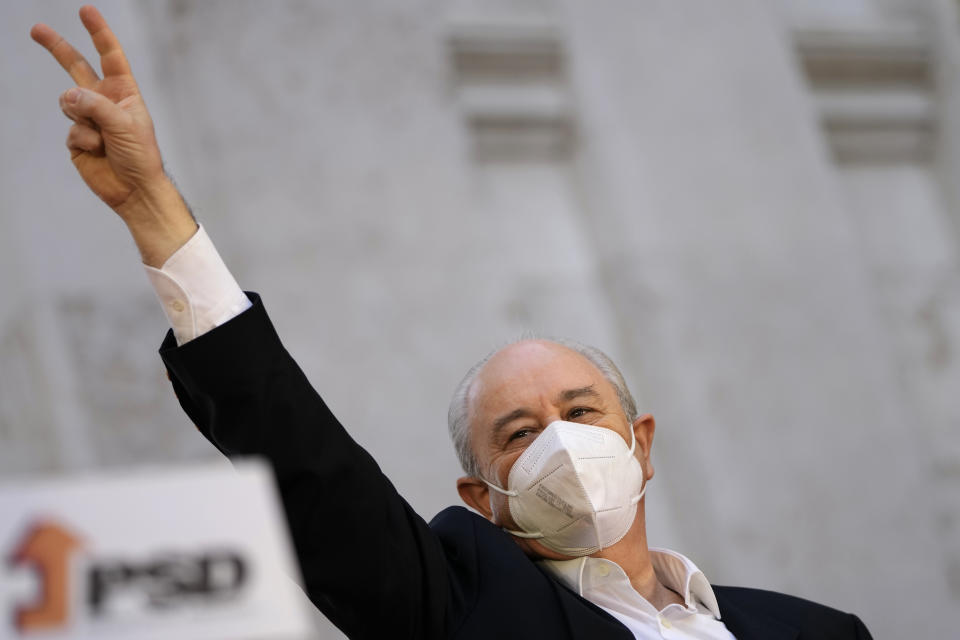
[31, 7, 872, 639]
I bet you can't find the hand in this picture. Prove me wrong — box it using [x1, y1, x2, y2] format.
[32, 5, 163, 211]
[31, 5, 196, 266]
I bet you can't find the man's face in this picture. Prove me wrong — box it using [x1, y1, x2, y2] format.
[456, 340, 654, 557]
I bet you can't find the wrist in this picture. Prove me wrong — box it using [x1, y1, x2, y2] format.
[118, 178, 199, 268]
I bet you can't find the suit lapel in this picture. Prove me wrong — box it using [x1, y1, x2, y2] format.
[714, 587, 799, 640]
[535, 563, 635, 639]
[531, 554, 801, 640]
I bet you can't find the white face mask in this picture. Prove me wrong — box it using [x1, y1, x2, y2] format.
[484, 420, 646, 557]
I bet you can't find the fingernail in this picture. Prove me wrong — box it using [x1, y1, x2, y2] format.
[66, 88, 81, 104]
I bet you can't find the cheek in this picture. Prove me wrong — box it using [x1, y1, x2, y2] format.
[492, 450, 526, 486]
[489, 484, 520, 528]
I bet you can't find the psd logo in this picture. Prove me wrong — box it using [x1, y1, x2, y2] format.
[7, 519, 248, 635]
[8, 521, 80, 632]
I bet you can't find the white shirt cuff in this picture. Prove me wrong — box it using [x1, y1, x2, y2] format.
[144, 224, 252, 346]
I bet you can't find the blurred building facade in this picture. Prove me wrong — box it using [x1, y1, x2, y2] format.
[2, 0, 959, 637]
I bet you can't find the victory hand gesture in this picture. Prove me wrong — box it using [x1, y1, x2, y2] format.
[31, 5, 196, 266]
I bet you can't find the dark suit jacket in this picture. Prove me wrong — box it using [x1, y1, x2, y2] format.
[160, 294, 872, 640]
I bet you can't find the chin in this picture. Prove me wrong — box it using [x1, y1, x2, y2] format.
[512, 537, 577, 561]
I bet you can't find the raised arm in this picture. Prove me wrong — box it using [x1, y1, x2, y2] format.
[31, 9, 460, 638]
[31, 5, 196, 266]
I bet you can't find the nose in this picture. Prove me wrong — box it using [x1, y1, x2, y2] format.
[543, 411, 563, 427]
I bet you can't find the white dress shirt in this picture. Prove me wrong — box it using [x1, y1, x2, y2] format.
[143, 227, 736, 639]
[143, 225, 250, 345]
[541, 549, 736, 639]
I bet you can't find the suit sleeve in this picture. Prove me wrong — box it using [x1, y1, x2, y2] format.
[159, 293, 452, 639]
[851, 614, 873, 639]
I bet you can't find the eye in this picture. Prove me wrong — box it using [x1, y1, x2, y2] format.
[567, 406, 594, 420]
[507, 428, 535, 442]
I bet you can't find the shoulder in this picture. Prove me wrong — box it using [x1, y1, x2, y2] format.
[714, 584, 839, 613]
[713, 586, 872, 639]
[427, 506, 564, 591]
[430, 504, 481, 530]
[429, 505, 520, 557]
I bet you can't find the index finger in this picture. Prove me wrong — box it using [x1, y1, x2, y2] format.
[30, 22, 101, 87]
[78, 5, 132, 78]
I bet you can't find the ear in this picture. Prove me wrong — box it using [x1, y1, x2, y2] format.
[632, 413, 656, 481]
[457, 476, 494, 520]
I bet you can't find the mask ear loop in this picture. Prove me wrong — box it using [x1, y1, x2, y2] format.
[577, 556, 588, 595]
[627, 425, 647, 506]
[484, 479, 545, 539]
[484, 480, 517, 498]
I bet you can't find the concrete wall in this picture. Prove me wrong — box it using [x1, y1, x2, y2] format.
[2, 1, 958, 637]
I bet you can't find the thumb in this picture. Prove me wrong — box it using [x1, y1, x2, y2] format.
[61, 88, 130, 133]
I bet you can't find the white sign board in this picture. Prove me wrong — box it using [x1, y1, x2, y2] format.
[0, 459, 313, 640]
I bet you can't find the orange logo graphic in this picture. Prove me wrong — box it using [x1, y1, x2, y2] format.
[8, 520, 83, 632]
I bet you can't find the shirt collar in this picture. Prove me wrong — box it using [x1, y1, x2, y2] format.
[648, 547, 722, 619]
[539, 547, 723, 619]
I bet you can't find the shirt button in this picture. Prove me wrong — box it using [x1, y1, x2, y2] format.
[596, 564, 610, 577]
[660, 616, 672, 629]
[170, 300, 185, 313]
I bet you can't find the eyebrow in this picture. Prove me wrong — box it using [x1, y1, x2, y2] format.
[492, 408, 536, 436]
[489, 385, 601, 440]
[556, 385, 600, 404]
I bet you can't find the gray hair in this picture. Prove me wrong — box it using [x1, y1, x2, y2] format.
[447, 337, 639, 479]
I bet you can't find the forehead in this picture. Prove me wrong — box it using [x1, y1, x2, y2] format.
[467, 341, 614, 426]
